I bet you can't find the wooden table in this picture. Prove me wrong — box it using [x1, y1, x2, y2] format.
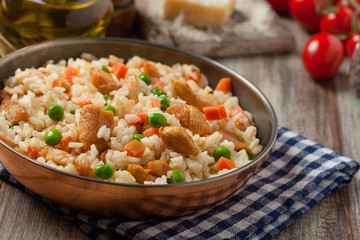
[0, 17, 359, 240]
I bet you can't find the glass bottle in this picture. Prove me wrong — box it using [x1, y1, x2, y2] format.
[0, 0, 113, 50]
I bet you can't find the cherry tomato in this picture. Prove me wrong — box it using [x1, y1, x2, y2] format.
[266, 0, 290, 14]
[289, 0, 322, 32]
[346, 32, 360, 57]
[320, 6, 356, 37]
[302, 32, 344, 80]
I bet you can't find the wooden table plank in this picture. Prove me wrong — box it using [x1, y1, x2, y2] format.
[0, 182, 90, 240]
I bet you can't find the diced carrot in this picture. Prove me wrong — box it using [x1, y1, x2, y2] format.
[52, 80, 59, 88]
[185, 69, 201, 83]
[111, 62, 128, 79]
[123, 140, 146, 158]
[0, 136, 9, 144]
[59, 136, 73, 152]
[143, 127, 159, 137]
[76, 92, 95, 107]
[27, 145, 38, 159]
[149, 98, 161, 109]
[229, 106, 244, 118]
[15, 145, 38, 159]
[153, 81, 166, 90]
[203, 106, 221, 120]
[218, 105, 227, 118]
[125, 110, 148, 125]
[216, 157, 235, 170]
[203, 105, 227, 121]
[215, 77, 232, 93]
[64, 66, 79, 85]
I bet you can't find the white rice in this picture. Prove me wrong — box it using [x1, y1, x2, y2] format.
[0, 54, 263, 184]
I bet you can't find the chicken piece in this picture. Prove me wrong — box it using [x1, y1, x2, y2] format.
[90, 67, 118, 94]
[39, 147, 92, 176]
[147, 160, 172, 177]
[167, 102, 212, 135]
[123, 75, 141, 100]
[219, 130, 248, 150]
[0, 99, 29, 124]
[143, 61, 160, 79]
[0, 90, 11, 101]
[39, 146, 76, 166]
[78, 105, 114, 152]
[127, 164, 154, 184]
[171, 79, 214, 111]
[159, 126, 199, 156]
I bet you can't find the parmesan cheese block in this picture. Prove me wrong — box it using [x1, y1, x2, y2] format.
[164, 0, 235, 27]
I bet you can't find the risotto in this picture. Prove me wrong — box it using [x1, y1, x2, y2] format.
[0, 53, 262, 184]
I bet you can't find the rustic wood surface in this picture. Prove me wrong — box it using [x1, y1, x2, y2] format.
[136, 0, 295, 58]
[0, 17, 359, 240]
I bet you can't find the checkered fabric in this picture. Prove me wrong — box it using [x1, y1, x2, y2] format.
[1, 126, 359, 240]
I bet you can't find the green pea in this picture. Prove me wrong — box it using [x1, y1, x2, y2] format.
[10, 125, 15, 130]
[159, 95, 170, 111]
[103, 105, 116, 115]
[104, 94, 112, 102]
[213, 146, 231, 161]
[133, 134, 145, 142]
[70, 109, 76, 115]
[149, 113, 167, 128]
[99, 65, 109, 73]
[170, 170, 186, 184]
[94, 164, 114, 179]
[151, 88, 164, 96]
[44, 129, 62, 146]
[47, 105, 64, 121]
[246, 151, 253, 160]
[139, 73, 151, 85]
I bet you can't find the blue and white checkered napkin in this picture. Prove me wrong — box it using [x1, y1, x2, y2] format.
[0, 126, 359, 240]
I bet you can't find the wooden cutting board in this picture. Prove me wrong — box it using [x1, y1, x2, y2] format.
[135, 0, 295, 58]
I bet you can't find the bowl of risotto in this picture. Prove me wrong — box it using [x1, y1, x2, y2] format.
[0, 38, 277, 218]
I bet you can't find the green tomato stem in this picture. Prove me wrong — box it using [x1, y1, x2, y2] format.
[349, 0, 360, 11]
[349, 0, 360, 33]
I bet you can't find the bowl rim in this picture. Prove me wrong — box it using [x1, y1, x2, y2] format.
[0, 37, 278, 188]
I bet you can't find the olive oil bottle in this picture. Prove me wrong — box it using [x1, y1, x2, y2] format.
[0, 0, 113, 49]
